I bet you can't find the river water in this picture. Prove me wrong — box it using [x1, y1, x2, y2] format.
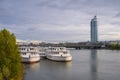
[24, 49, 120, 80]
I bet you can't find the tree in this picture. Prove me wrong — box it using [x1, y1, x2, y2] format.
[0, 72, 2, 80]
[111, 44, 115, 49]
[0, 29, 23, 80]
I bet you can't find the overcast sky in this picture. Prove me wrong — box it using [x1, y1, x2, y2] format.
[0, 0, 120, 42]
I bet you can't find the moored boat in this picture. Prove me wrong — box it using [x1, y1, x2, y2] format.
[38, 47, 46, 59]
[19, 46, 40, 63]
[46, 47, 72, 61]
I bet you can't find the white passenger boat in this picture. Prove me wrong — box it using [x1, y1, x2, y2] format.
[38, 47, 46, 59]
[46, 47, 72, 61]
[19, 46, 40, 63]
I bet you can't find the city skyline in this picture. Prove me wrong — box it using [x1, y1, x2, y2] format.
[0, 0, 120, 42]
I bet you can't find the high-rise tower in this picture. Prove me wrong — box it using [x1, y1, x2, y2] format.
[90, 16, 98, 44]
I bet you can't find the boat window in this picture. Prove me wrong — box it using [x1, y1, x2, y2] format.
[22, 48, 25, 50]
[20, 48, 25, 50]
[19, 48, 26, 50]
[22, 53, 26, 55]
[54, 52, 59, 54]
[63, 52, 67, 54]
[30, 48, 34, 50]
[31, 53, 34, 55]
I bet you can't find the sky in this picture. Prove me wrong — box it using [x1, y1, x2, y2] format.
[0, 0, 120, 42]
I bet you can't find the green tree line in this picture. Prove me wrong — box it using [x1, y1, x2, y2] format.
[0, 29, 23, 80]
[109, 44, 120, 50]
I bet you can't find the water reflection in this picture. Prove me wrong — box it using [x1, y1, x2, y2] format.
[24, 62, 40, 70]
[90, 50, 98, 80]
[65, 61, 72, 68]
[40, 60, 72, 71]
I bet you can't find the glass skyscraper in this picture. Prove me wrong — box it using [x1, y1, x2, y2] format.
[90, 16, 98, 44]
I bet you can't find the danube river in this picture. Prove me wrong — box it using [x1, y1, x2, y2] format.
[24, 49, 120, 80]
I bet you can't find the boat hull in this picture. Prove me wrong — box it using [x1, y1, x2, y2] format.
[46, 55, 72, 62]
[22, 56, 40, 63]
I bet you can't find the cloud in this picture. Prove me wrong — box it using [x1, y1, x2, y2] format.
[0, 0, 120, 42]
[114, 12, 120, 18]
